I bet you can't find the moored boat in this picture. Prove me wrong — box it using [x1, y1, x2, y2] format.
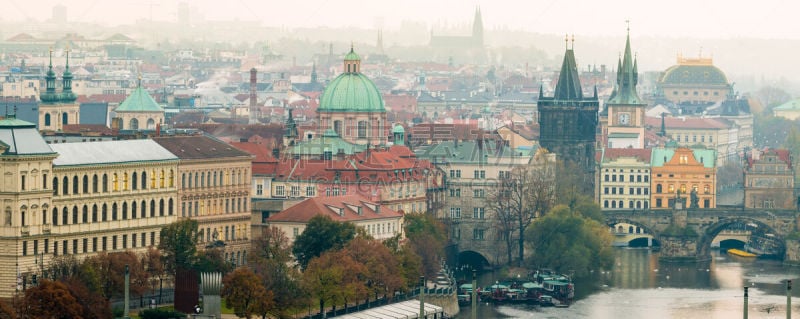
[727, 248, 756, 258]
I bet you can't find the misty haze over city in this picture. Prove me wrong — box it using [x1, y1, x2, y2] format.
[3, 0, 800, 93]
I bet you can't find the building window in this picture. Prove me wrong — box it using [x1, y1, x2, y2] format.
[473, 229, 485, 240]
[449, 189, 461, 197]
[357, 121, 367, 138]
[473, 170, 485, 179]
[604, 187, 609, 194]
[473, 207, 485, 219]
[604, 175, 609, 182]
[256, 184, 263, 195]
[293, 228, 299, 238]
[449, 170, 461, 178]
[450, 207, 461, 219]
[290, 186, 300, 197]
[275, 185, 285, 197]
[656, 199, 662, 207]
[306, 186, 315, 197]
[603, 200, 608, 208]
[704, 199, 710, 208]
[473, 189, 485, 198]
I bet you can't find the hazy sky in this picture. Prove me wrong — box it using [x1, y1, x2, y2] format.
[3, 0, 798, 39]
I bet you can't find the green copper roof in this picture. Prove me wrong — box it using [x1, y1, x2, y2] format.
[318, 72, 385, 113]
[289, 129, 367, 156]
[773, 99, 800, 111]
[392, 124, 405, 134]
[553, 49, 583, 100]
[607, 29, 644, 105]
[660, 64, 728, 86]
[116, 84, 163, 112]
[344, 47, 361, 61]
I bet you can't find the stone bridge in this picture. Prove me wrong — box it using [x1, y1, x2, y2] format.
[604, 208, 800, 262]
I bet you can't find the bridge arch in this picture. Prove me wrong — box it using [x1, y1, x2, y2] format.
[606, 218, 661, 247]
[457, 250, 491, 271]
[697, 217, 785, 258]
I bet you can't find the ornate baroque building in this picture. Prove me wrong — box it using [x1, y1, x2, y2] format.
[537, 42, 599, 196]
[0, 117, 179, 297]
[154, 136, 253, 266]
[39, 49, 79, 131]
[650, 146, 716, 209]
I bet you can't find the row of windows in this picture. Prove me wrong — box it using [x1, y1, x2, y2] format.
[198, 224, 248, 243]
[604, 169, 650, 173]
[52, 170, 174, 196]
[673, 134, 714, 144]
[181, 169, 248, 189]
[22, 232, 158, 257]
[603, 200, 650, 209]
[449, 207, 486, 219]
[273, 185, 317, 197]
[603, 174, 649, 183]
[450, 228, 487, 240]
[181, 197, 248, 217]
[671, 90, 720, 97]
[654, 184, 711, 194]
[31, 199, 175, 227]
[654, 198, 711, 208]
[603, 187, 649, 195]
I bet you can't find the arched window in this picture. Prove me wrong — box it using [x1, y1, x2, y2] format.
[146, 118, 155, 129]
[200, 172, 205, 188]
[656, 184, 662, 193]
[113, 173, 119, 191]
[132, 172, 138, 190]
[72, 206, 78, 224]
[182, 173, 186, 188]
[92, 205, 98, 222]
[132, 201, 137, 219]
[82, 205, 88, 223]
[82, 175, 88, 193]
[629, 201, 634, 209]
[611, 201, 616, 208]
[141, 171, 147, 190]
[160, 169, 165, 188]
[112, 203, 118, 220]
[628, 226, 634, 233]
[101, 204, 107, 221]
[357, 120, 367, 138]
[603, 200, 608, 208]
[92, 175, 98, 193]
[129, 118, 139, 130]
[61, 112, 68, 125]
[62, 176, 69, 195]
[636, 201, 642, 209]
[122, 202, 128, 220]
[140, 200, 146, 218]
[168, 198, 174, 216]
[44, 113, 51, 126]
[52, 208, 58, 225]
[159, 199, 165, 216]
[333, 120, 343, 136]
[102, 174, 108, 192]
[72, 176, 78, 194]
[123, 173, 129, 191]
[150, 200, 156, 217]
[62, 207, 68, 225]
[618, 201, 623, 208]
[53, 177, 59, 196]
[151, 170, 156, 188]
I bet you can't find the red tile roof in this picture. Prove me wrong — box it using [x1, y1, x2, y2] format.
[267, 194, 402, 223]
[602, 148, 652, 163]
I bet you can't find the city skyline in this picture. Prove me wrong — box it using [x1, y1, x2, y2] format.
[3, 0, 799, 39]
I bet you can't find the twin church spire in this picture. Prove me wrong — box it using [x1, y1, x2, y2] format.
[41, 47, 77, 104]
[608, 22, 644, 105]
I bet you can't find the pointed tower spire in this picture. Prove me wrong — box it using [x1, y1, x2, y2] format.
[41, 48, 59, 103]
[311, 62, 318, 84]
[472, 6, 483, 47]
[552, 42, 583, 100]
[607, 21, 643, 105]
[61, 45, 76, 102]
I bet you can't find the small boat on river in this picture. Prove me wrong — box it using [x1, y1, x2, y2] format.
[727, 248, 756, 258]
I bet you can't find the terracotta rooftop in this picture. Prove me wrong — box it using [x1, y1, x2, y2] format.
[267, 194, 402, 223]
[153, 135, 252, 160]
[602, 148, 652, 163]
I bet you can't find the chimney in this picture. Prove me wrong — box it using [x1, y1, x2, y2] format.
[249, 68, 258, 124]
[155, 123, 161, 137]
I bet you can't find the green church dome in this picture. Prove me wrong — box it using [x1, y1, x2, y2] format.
[318, 47, 384, 113]
[116, 82, 163, 112]
[660, 62, 728, 87]
[392, 124, 405, 133]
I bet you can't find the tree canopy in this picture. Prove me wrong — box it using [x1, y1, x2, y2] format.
[158, 219, 199, 274]
[404, 213, 447, 278]
[292, 215, 356, 269]
[222, 268, 275, 319]
[525, 203, 613, 278]
[250, 226, 305, 318]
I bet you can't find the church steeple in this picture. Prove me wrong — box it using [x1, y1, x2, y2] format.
[472, 6, 484, 46]
[607, 22, 644, 105]
[40, 48, 59, 104]
[60, 46, 76, 103]
[311, 62, 318, 84]
[343, 44, 361, 73]
[552, 35, 583, 101]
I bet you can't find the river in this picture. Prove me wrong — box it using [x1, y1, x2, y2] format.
[455, 248, 800, 318]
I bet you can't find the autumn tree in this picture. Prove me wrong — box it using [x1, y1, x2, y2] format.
[42, 255, 110, 319]
[0, 298, 15, 319]
[195, 247, 233, 274]
[19, 280, 83, 319]
[525, 203, 613, 278]
[158, 219, 199, 275]
[486, 152, 556, 266]
[303, 250, 366, 316]
[343, 238, 404, 300]
[222, 268, 275, 319]
[403, 213, 446, 278]
[250, 226, 305, 318]
[85, 251, 148, 299]
[292, 215, 356, 269]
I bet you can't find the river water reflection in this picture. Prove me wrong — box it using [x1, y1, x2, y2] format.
[456, 248, 800, 318]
